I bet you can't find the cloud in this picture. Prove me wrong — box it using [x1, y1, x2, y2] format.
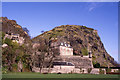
[88, 3, 97, 12]
[89, 6, 95, 11]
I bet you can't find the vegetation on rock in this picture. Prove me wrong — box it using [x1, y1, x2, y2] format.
[1, 17, 120, 73]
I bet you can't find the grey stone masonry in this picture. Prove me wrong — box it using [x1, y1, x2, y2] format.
[90, 68, 99, 74]
[54, 56, 93, 69]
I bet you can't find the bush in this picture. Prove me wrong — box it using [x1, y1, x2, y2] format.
[15, 56, 21, 63]
[12, 42, 19, 49]
[57, 72, 62, 74]
[2, 32, 5, 39]
[99, 68, 105, 74]
[94, 62, 100, 68]
[106, 68, 111, 73]
[2, 67, 8, 74]
[4, 38, 12, 46]
[81, 48, 88, 56]
[88, 68, 92, 73]
[43, 72, 48, 74]
[12, 64, 18, 69]
[92, 54, 96, 59]
[0, 32, 5, 44]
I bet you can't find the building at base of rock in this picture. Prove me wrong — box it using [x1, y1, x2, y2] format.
[32, 39, 94, 74]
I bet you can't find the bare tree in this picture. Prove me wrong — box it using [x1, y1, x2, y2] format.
[47, 49, 55, 73]
[33, 37, 56, 73]
[38, 52, 46, 73]
[37, 38, 50, 73]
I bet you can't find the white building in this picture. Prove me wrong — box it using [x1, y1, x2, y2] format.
[59, 42, 73, 56]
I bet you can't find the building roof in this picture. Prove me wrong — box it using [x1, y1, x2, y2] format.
[60, 42, 72, 48]
[53, 61, 74, 66]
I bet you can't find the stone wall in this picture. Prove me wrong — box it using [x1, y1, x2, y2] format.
[32, 67, 120, 74]
[4, 33, 24, 45]
[53, 66, 75, 73]
[111, 69, 119, 72]
[90, 68, 99, 74]
[55, 56, 93, 69]
[32, 67, 91, 74]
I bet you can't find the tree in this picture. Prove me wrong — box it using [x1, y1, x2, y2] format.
[94, 63, 100, 68]
[2, 40, 33, 73]
[33, 37, 55, 73]
[23, 27, 29, 34]
[81, 48, 88, 56]
[38, 52, 46, 73]
[41, 30, 44, 33]
[23, 27, 31, 38]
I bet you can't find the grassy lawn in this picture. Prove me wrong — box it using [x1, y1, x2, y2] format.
[2, 72, 119, 78]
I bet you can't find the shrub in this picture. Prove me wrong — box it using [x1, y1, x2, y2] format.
[43, 72, 48, 74]
[92, 61, 95, 66]
[94, 63, 100, 68]
[12, 64, 18, 69]
[2, 67, 8, 74]
[57, 72, 62, 74]
[92, 43, 98, 50]
[99, 68, 105, 74]
[106, 68, 111, 73]
[92, 54, 96, 59]
[2, 32, 5, 39]
[4, 38, 12, 46]
[0, 31, 5, 44]
[88, 68, 92, 73]
[81, 48, 88, 56]
[15, 56, 21, 63]
[83, 26, 87, 28]
[12, 42, 19, 49]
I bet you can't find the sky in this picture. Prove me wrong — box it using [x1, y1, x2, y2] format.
[2, 2, 118, 62]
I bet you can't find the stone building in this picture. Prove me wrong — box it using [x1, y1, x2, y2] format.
[32, 39, 93, 73]
[4, 33, 24, 45]
[59, 42, 73, 56]
[49, 39, 73, 56]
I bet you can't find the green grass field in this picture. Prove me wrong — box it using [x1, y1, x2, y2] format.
[2, 72, 119, 78]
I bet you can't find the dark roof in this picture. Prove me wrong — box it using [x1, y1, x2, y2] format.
[53, 62, 74, 66]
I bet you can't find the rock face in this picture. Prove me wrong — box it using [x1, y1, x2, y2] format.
[1, 17, 119, 73]
[1, 17, 31, 43]
[33, 25, 119, 67]
[1, 17, 33, 73]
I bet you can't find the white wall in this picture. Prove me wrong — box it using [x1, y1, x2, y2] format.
[59, 46, 73, 56]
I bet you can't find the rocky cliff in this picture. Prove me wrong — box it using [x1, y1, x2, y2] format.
[33, 25, 119, 67]
[1, 17, 31, 43]
[1, 17, 33, 73]
[1, 17, 119, 73]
